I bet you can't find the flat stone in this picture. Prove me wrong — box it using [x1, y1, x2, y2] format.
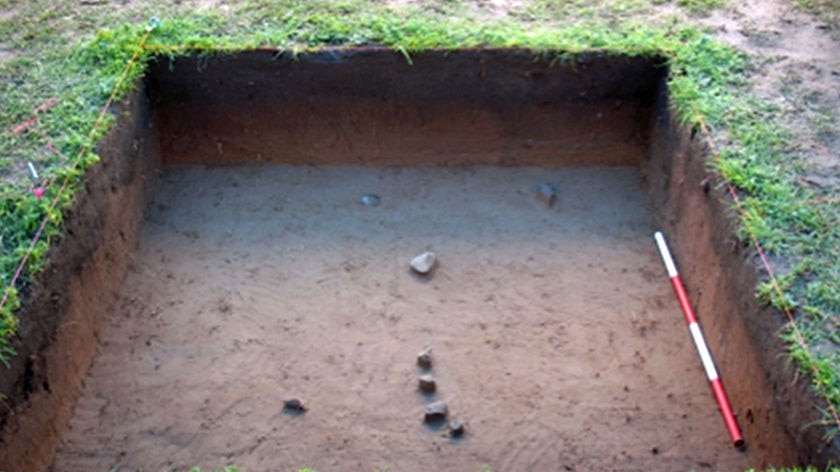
[410, 251, 437, 275]
[360, 193, 380, 207]
[417, 349, 432, 369]
[418, 374, 437, 393]
[449, 419, 465, 437]
[424, 401, 448, 423]
[535, 183, 557, 208]
[283, 398, 306, 413]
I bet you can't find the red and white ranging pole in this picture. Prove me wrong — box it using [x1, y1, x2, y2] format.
[653, 231, 745, 449]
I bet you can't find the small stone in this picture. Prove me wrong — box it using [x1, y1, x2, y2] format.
[283, 398, 306, 413]
[410, 251, 437, 275]
[424, 401, 448, 423]
[449, 419, 465, 437]
[360, 194, 380, 207]
[417, 349, 432, 369]
[418, 374, 436, 393]
[535, 183, 557, 208]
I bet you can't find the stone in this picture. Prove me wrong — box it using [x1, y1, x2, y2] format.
[424, 401, 448, 423]
[449, 419, 465, 437]
[283, 398, 306, 413]
[418, 374, 436, 393]
[535, 183, 557, 208]
[417, 349, 432, 369]
[360, 194, 381, 207]
[410, 251, 437, 275]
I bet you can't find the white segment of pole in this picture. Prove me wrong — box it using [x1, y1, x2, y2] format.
[654, 231, 677, 278]
[689, 323, 720, 381]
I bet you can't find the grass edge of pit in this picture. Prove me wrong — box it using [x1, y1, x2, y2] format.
[0, 8, 838, 470]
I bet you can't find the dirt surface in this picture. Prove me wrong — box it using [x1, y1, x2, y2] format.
[695, 0, 840, 193]
[53, 165, 752, 471]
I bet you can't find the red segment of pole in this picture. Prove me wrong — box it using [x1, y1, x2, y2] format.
[711, 378, 745, 448]
[654, 231, 744, 449]
[670, 275, 698, 325]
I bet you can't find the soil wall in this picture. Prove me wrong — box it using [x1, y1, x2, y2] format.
[149, 49, 661, 167]
[0, 87, 160, 472]
[642, 82, 840, 467]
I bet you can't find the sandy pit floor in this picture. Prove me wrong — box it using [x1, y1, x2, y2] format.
[52, 165, 751, 471]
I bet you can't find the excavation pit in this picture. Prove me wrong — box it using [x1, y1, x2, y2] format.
[1, 49, 829, 471]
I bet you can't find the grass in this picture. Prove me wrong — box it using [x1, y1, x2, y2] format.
[515, 0, 656, 22]
[0, 0, 839, 463]
[675, 0, 727, 13]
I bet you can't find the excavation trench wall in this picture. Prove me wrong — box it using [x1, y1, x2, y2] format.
[0, 88, 161, 472]
[149, 50, 658, 166]
[642, 86, 840, 466]
[0, 48, 833, 470]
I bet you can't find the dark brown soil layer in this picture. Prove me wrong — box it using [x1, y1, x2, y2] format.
[149, 50, 659, 167]
[0, 49, 835, 471]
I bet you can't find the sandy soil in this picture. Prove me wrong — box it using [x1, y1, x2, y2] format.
[53, 165, 751, 471]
